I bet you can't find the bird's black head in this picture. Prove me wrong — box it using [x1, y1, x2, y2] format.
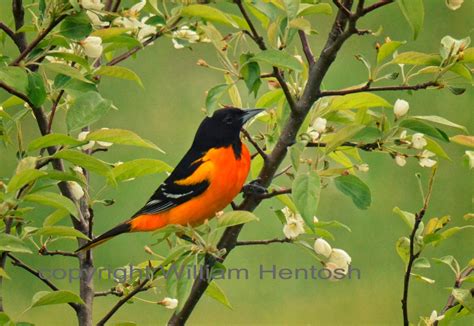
[192, 107, 264, 150]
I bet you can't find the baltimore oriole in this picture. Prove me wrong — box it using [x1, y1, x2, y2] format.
[77, 108, 263, 252]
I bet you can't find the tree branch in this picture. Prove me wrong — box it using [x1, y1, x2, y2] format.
[12, 0, 27, 52]
[254, 188, 291, 199]
[241, 128, 267, 160]
[298, 30, 315, 66]
[0, 21, 25, 51]
[10, 14, 66, 66]
[401, 167, 437, 326]
[38, 247, 78, 257]
[236, 238, 292, 246]
[320, 81, 439, 97]
[7, 254, 80, 312]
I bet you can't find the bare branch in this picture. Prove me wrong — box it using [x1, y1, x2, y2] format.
[298, 30, 315, 66]
[254, 188, 291, 199]
[332, 0, 353, 17]
[307, 140, 381, 152]
[7, 254, 80, 312]
[320, 81, 439, 97]
[402, 167, 437, 326]
[39, 247, 78, 258]
[241, 128, 267, 160]
[12, 0, 27, 52]
[94, 289, 123, 297]
[47, 90, 65, 133]
[236, 238, 292, 246]
[362, 0, 395, 15]
[0, 22, 24, 51]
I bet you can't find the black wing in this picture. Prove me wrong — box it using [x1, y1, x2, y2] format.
[132, 148, 210, 217]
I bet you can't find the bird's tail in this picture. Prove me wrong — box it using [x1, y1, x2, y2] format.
[75, 222, 131, 253]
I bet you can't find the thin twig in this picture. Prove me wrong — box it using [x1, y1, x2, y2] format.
[94, 289, 123, 297]
[241, 128, 267, 160]
[254, 188, 291, 199]
[307, 141, 381, 151]
[236, 238, 292, 246]
[39, 247, 78, 257]
[401, 167, 437, 326]
[10, 15, 66, 66]
[47, 90, 65, 133]
[320, 81, 439, 97]
[7, 253, 80, 311]
[298, 30, 315, 66]
[332, 0, 353, 17]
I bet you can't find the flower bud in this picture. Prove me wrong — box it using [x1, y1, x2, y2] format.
[314, 238, 332, 258]
[356, 163, 369, 172]
[327, 248, 351, 272]
[78, 131, 95, 150]
[393, 99, 409, 118]
[411, 133, 427, 150]
[68, 181, 84, 200]
[445, 0, 464, 10]
[80, 36, 103, 58]
[312, 117, 327, 133]
[196, 59, 209, 67]
[158, 297, 178, 309]
[96, 128, 112, 147]
[395, 154, 407, 167]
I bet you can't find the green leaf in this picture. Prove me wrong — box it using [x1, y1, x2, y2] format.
[205, 84, 228, 114]
[45, 51, 90, 68]
[43, 209, 69, 226]
[449, 63, 472, 81]
[450, 135, 474, 147]
[53, 149, 111, 176]
[329, 93, 392, 110]
[60, 11, 92, 40]
[397, 0, 424, 40]
[0, 234, 32, 254]
[297, 3, 332, 17]
[205, 281, 232, 309]
[111, 159, 171, 182]
[42, 62, 93, 84]
[412, 115, 467, 133]
[451, 289, 474, 312]
[91, 27, 130, 40]
[181, 5, 237, 27]
[460, 47, 474, 63]
[94, 66, 143, 87]
[240, 54, 261, 96]
[23, 191, 78, 217]
[0, 66, 28, 93]
[392, 51, 441, 65]
[31, 290, 84, 308]
[324, 125, 365, 153]
[425, 137, 450, 160]
[7, 169, 47, 193]
[251, 49, 302, 72]
[377, 41, 405, 63]
[216, 211, 259, 228]
[86, 128, 163, 152]
[27, 72, 47, 107]
[396, 236, 410, 264]
[411, 273, 435, 284]
[413, 257, 431, 269]
[28, 133, 85, 151]
[393, 207, 415, 229]
[0, 268, 10, 280]
[334, 174, 371, 210]
[35, 226, 89, 240]
[292, 171, 321, 229]
[399, 119, 449, 142]
[66, 91, 112, 131]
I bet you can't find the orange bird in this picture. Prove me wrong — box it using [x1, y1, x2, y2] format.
[77, 108, 263, 252]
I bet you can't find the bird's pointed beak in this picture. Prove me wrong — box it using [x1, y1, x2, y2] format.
[241, 108, 265, 124]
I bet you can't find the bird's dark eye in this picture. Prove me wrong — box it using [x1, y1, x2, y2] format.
[223, 116, 233, 125]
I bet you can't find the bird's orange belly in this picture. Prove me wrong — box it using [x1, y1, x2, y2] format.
[130, 145, 250, 231]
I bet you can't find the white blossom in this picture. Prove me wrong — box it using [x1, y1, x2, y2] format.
[159, 297, 178, 309]
[312, 117, 327, 133]
[80, 36, 103, 58]
[445, 0, 464, 10]
[137, 23, 156, 42]
[171, 26, 200, 49]
[327, 248, 352, 273]
[308, 130, 320, 142]
[395, 154, 407, 167]
[428, 310, 445, 325]
[411, 133, 427, 150]
[400, 130, 407, 140]
[356, 163, 369, 172]
[68, 181, 85, 200]
[282, 207, 305, 239]
[78, 131, 95, 150]
[393, 99, 409, 118]
[80, 0, 104, 11]
[314, 238, 332, 258]
[419, 150, 437, 168]
[73, 166, 84, 174]
[86, 10, 109, 27]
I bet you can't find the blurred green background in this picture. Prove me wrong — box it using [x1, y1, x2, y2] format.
[1, 1, 473, 325]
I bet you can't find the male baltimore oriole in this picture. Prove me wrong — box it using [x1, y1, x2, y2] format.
[77, 107, 263, 252]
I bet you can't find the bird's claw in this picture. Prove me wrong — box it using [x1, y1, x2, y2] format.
[242, 179, 268, 198]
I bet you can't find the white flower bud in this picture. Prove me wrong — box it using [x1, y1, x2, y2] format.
[73, 166, 84, 174]
[328, 248, 351, 272]
[411, 133, 427, 150]
[429, 310, 444, 323]
[80, 36, 103, 58]
[356, 163, 369, 172]
[393, 99, 409, 118]
[419, 150, 437, 168]
[282, 207, 305, 239]
[68, 181, 84, 200]
[314, 238, 332, 258]
[312, 117, 327, 133]
[313, 216, 319, 223]
[78, 131, 95, 150]
[395, 154, 407, 167]
[308, 130, 320, 142]
[400, 130, 407, 140]
[80, 0, 104, 10]
[445, 0, 464, 10]
[159, 297, 178, 309]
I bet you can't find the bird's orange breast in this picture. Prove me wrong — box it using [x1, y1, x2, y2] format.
[130, 143, 251, 231]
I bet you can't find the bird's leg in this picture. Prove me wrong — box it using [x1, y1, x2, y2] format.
[242, 179, 268, 198]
